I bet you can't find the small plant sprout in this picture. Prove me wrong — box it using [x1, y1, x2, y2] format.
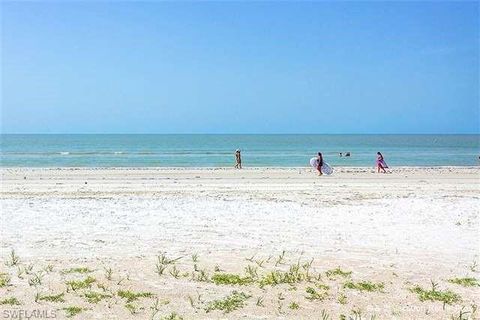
[321, 309, 331, 320]
[338, 292, 348, 305]
[325, 267, 352, 278]
[104, 267, 113, 280]
[6, 249, 20, 267]
[44, 264, 54, 273]
[187, 295, 195, 308]
[169, 265, 180, 278]
[28, 272, 44, 287]
[157, 253, 182, 265]
[192, 269, 209, 282]
[192, 253, 199, 263]
[159, 313, 183, 320]
[450, 306, 471, 320]
[470, 260, 478, 273]
[63, 306, 83, 318]
[17, 267, 25, 279]
[289, 301, 299, 310]
[255, 259, 265, 267]
[125, 303, 137, 314]
[245, 265, 258, 279]
[0, 273, 11, 287]
[150, 298, 161, 320]
[25, 264, 34, 275]
[156, 263, 167, 276]
[256, 296, 264, 307]
[275, 250, 286, 266]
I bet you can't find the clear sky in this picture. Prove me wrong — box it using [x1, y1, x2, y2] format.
[1, 1, 478, 134]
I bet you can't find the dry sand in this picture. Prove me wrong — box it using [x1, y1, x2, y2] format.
[0, 167, 479, 319]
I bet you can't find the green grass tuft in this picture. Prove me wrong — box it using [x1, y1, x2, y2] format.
[258, 265, 304, 287]
[63, 267, 93, 274]
[0, 273, 11, 287]
[0, 297, 21, 305]
[343, 281, 384, 292]
[337, 292, 347, 305]
[63, 306, 83, 318]
[38, 293, 65, 303]
[212, 273, 253, 285]
[118, 290, 154, 303]
[84, 291, 112, 303]
[305, 286, 328, 301]
[125, 303, 137, 314]
[66, 276, 96, 291]
[447, 277, 479, 287]
[410, 284, 461, 305]
[205, 291, 251, 313]
[160, 312, 184, 320]
[5, 249, 20, 267]
[288, 301, 300, 310]
[325, 267, 352, 278]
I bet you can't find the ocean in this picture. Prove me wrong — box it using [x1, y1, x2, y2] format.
[0, 134, 478, 167]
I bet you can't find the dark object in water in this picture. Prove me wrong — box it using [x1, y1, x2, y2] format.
[345, 152, 351, 157]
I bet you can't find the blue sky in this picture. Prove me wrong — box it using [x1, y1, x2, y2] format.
[1, 1, 478, 134]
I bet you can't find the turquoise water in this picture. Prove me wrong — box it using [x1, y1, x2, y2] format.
[0, 134, 478, 167]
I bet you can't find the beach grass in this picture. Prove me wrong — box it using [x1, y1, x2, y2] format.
[325, 267, 352, 278]
[0, 297, 21, 305]
[343, 280, 385, 292]
[205, 291, 251, 313]
[447, 277, 479, 287]
[410, 282, 461, 305]
[211, 273, 253, 285]
[66, 276, 96, 291]
[5, 250, 20, 267]
[118, 290, 155, 303]
[305, 286, 329, 301]
[63, 306, 83, 318]
[0, 273, 11, 287]
[63, 267, 93, 274]
[84, 291, 112, 303]
[159, 312, 184, 320]
[38, 292, 65, 303]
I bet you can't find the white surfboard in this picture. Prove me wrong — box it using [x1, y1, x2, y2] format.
[309, 157, 333, 175]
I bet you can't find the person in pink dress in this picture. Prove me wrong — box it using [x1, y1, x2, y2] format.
[376, 152, 388, 173]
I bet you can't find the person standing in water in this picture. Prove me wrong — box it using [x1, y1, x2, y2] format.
[316, 152, 323, 176]
[376, 152, 388, 173]
[235, 149, 242, 169]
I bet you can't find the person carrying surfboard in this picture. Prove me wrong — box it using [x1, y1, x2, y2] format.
[376, 152, 388, 173]
[316, 152, 323, 176]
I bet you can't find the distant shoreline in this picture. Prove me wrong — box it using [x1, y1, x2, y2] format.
[0, 165, 479, 170]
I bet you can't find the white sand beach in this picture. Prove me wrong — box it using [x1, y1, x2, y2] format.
[0, 167, 479, 319]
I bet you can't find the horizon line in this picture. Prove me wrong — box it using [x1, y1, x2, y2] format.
[0, 132, 479, 135]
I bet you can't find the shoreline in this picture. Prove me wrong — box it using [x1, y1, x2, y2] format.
[1, 165, 479, 169]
